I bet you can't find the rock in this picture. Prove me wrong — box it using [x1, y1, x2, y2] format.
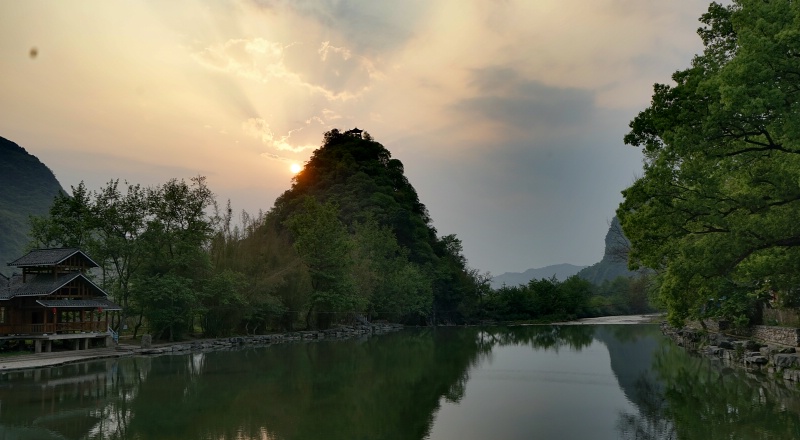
[784, 369, 800, 382]
[719, 340, 734, 349]
[774, 354, 799, 368]
[744, 340, 762, 351]
[745, 354, 768, 365]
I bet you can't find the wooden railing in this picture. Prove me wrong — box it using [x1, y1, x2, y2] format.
[0, 322, 107, 336]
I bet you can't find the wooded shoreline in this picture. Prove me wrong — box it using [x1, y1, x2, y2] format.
[0, 322, 404, 373]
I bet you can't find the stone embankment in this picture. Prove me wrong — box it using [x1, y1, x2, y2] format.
[133, 323, 404, 356]
[662, 323, 800, 382]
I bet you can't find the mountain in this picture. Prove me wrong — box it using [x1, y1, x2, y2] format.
[490, 263, 588, 289]
[0, 136, 64, 276]
[270, 128, 479, 324]
[576, 217, 639, 285]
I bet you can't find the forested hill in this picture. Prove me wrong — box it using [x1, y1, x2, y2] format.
[0, 136, 64, 276]
[576, 217, 638, 285]
[273, 128, 438, 264]
[267, 128, 481, 325]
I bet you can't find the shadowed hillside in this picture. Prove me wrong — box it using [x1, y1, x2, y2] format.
[0, 136, 64, 275]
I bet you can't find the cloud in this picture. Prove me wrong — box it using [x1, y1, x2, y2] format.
[193, 37, 379, 101]
[454, 67, 594, 140]
[260, 152, 292, 163]
[282, 40, 380, 100]
[244, 118, 313, 153]
[243, 112, 339, 155]
[243, 0, 429, 55]
[192, 38, 290, 83]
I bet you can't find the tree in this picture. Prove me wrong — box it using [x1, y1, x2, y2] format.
[135, 176, 216, 340]
[285, 197, 362, 328]
[92, 180, 149, 330]
[29, 181, 96, 249]
[617, 0, 800, 326]
[350, 218, 433, 320]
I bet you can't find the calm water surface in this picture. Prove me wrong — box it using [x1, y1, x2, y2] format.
[2, 325, 800, 439]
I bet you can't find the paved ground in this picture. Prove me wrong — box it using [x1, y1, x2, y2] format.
[0, 346, 135, 372]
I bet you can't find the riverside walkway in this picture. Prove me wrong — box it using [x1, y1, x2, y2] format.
[0, 346, 135, 372]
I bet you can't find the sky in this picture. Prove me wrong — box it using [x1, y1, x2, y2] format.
[0, 0, 714, 276]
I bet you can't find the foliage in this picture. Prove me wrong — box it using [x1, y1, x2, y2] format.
[617, 0, 800, 326]
[486, 273, 658, 322]
[483, 275, 594, 322]
[30, 176, 217, 340]
[207, 209, 300, 332]
[589, 275, 659, 317]
[285, 197, 362, 328]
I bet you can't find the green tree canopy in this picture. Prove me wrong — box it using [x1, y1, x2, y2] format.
[617, 0, 800, 326]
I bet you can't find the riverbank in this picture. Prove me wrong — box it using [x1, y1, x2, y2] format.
[0, 322, 403, 373]
[661, 323, 800, 383]
[0, 316, 666, 373]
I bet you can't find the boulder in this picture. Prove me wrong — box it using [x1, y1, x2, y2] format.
[774, 354, 799, 369]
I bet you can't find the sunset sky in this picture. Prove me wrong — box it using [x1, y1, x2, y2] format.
[0, 1, 714, 275]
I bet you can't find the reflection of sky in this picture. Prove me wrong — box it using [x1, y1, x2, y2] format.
[427, 340, 635, 440]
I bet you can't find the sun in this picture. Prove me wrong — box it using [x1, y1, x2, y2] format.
[290, 163, 302, 174]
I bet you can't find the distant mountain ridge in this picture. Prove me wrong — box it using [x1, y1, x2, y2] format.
[0, 136, 64, 276]
[491, 217, 640, 289]
[490, 263, 588, 289]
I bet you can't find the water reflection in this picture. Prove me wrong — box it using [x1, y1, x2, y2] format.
[0, 326, 799, 439]
[619, 342, 800, 440]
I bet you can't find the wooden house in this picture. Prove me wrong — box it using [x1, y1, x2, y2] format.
[2, 248, 121, 352]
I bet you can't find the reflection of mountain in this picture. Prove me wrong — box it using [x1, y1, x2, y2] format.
[5, 326, 800, 440]
[595, 325, 800, 440]
[592, 325, 663, 406]
[0, 330, 489, 440]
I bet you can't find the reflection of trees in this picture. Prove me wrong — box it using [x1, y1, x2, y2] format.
[0, 326, 594, 440]
[0, 329, 492, 440]
[7, 326, 799, 440]
[0, 356, 152, 439]
[618, 343, 800, 440]
[479, 325, 595, 352]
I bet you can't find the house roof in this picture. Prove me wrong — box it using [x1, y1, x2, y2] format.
[7, 248, 99, 269]
[1, 272, 108, 300]
[37, 298, 122, 311]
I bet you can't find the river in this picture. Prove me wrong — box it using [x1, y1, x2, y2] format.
[1, 325, 799, 439]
